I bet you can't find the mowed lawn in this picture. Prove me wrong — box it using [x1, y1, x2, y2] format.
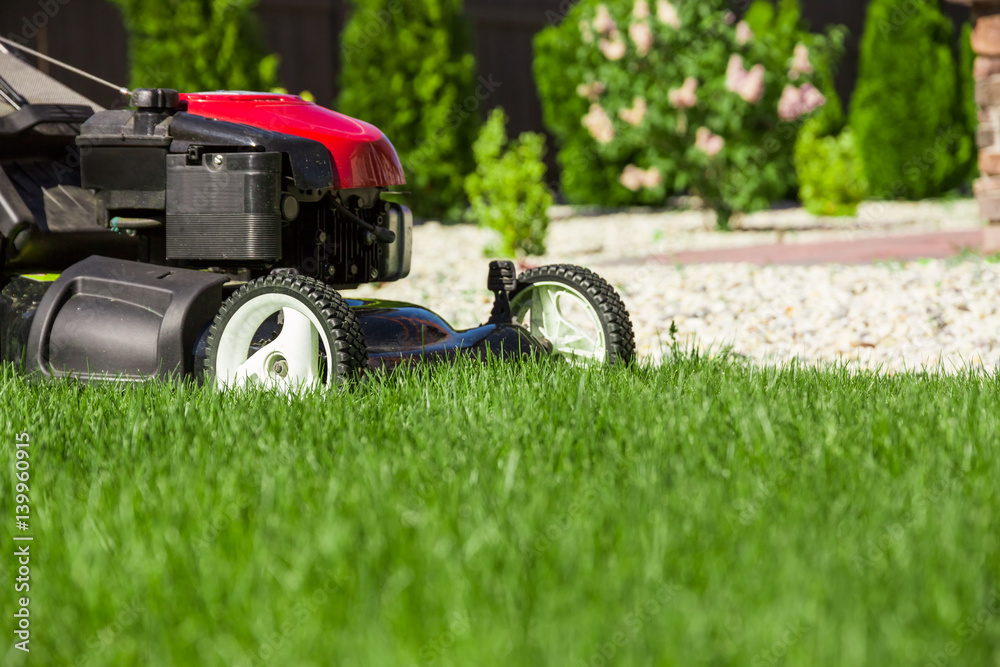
[1, 355, 999, 667]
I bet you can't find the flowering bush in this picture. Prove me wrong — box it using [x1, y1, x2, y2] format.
[534, 0, 831, 227]
[744, 0, 860, 214]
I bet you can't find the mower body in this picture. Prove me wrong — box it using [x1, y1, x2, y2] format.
[0, 50, 538, 381]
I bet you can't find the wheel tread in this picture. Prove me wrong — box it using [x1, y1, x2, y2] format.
[513, 264, 636, 365]
[205, 274, 367, 388]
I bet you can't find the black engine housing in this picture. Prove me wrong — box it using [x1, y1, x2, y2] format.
[165, 151, 282, 263]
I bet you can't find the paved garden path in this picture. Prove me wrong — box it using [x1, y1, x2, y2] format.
[629, 229, 984, 266]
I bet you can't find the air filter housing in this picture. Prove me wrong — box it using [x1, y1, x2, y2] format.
[165, 151, 281, 262]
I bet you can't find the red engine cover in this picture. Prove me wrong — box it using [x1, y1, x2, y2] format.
[179, 93, 406, 190]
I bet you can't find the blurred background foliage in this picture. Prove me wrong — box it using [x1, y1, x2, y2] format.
[465, 107, 553, 257]
[101, 0, 978, 244]
[746, 0, 869, 216]
[337, 0, 480, 222]
[850, 0, 976, 201]
[108, 0, 279, 93]
[534, 0, 843, 227]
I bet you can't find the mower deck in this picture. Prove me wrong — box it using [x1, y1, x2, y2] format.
[0, 43, 635, 389]
[0, 265, 539, 383]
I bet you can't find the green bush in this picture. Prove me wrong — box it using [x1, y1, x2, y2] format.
[850, 0, 975, 200]
[744, 0, 807, 64]
[959, 22, 980, 183]
[744, 0, 864, 215]
[534, 0, 837, 228]
[108, 0, 279, 93]
[338, 0, 479, 221]
[465, 108, 553, 257]
[794, 118, 869, 216]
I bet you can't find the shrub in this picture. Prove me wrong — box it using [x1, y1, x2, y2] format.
[794, 119, 869, 216]
[850, 0, 975, 200]
[465, 108, 553, 257]
[743, 0, 864, 215]
[743, 0, 807, 62]
[959, 22, 979, 183]
[338, 0, 479, 221]
[108, 0, 279, 93]
[534, 0, 836, 228]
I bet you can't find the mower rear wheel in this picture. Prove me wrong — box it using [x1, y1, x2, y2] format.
[205, 275, 367, 392]
[509, 264, 635, 365]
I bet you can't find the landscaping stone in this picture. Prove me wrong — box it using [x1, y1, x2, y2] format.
[976, 176, 1000, 220]
[973, 14, 1000, 54]
[974, 55, 1000, 79]
[349, 202, 995, 373]
[976, 75, 1000, 106]
[961, 0, 1000, 227]
[977, 192, 1000, 220]
[978, 122, 998, 148]
[979, 149, 1000, 175]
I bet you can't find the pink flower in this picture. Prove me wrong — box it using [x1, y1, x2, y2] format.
[726, 55, 765, 104]
[594, 5, 616, 34]
[778, 83, 826, 121]
[620, 165, 644, 191]
[619, 97, 648, 126]
[633, 0, 650, 20]
[576, 81, 607, 102]
[741, 64, 765, 104]
[629, 21, 654, 57]
[724, 11, 737, 25]
[669, 77, 699, 109]
[726, 55, 745, 89]
[656, 0, 680, 29]
[736, 21, 753, 46]
[580, 20, 595, 44]
[583, 104, 616, 144]
[600, 34, 627, 60]
[695, 127, 725, 157]
[789, 43, 813, 80]
[620, 165, 662, 191]
[777, 86, 798, 119]
[802, 84, 825, 108]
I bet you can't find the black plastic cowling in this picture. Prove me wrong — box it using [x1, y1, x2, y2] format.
[26, 256, 228, 381]
[131, 88, 182, 136]
[168, 113, 337, 191]
[130, 88, 182, 112]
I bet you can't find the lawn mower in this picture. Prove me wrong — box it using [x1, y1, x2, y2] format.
[0, 39, 636, 392]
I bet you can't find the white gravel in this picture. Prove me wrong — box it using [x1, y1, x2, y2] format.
[347, 200, 1000, 372]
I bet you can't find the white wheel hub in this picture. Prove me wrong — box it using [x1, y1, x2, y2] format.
[213, 292, 332, 392]
[510, 281, 606, 363]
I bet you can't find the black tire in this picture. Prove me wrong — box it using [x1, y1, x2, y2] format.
[510, 264, 636, 365]
[205, 274, 367, 391]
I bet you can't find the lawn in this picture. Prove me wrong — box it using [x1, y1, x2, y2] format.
[1, 355, 998, 666]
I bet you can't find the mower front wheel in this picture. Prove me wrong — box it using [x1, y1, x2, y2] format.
[509, 264, 636, 365]
[205, 275, 367, 392]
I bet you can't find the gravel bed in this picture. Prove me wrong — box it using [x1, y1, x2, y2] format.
[347, 200, 1000, 372]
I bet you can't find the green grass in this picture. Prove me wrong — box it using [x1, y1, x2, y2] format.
[1, 355, 999, 666]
